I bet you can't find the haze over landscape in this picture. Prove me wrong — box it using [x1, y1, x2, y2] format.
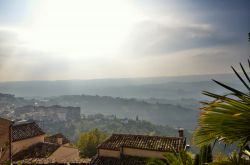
[0, 0, 249, 138]
[0, 0, 249, 81]
[0, 1, 250, 163]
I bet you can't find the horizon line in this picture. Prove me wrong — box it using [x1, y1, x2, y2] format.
[0, 71, 237, 83]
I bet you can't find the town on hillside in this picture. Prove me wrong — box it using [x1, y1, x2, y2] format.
[0, 117, 188, 164]
[0, 0, 250, 164]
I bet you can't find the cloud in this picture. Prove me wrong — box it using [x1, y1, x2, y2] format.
[124, 21, 241, 56]
[0, 29, 18, 67]
[0, 28, 72, 81]
[0, 1, 249, 81]
[189, 45, 250, 71]
[127, 0, 250, 58]
[133, 45, 250, 77]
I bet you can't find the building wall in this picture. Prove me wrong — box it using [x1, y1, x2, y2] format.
[123, 147, 165, 159]
[49, 146, 80, 161]
[12, 135, 45, 155]
[0, 118, 11, 163]
[98, 149, 120, 158]
[63, 143, 70, 146]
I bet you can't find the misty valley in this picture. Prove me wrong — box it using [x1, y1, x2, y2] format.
[0, 1, 249, 164]
[0, 74, 243, 149]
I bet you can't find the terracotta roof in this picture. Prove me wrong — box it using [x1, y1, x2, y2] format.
[12, 142, 60, 161]
[91, 156, 147, 165]
[12, 121, 45, 142]
[13, 158, 91, 164]
[44, 133, 70, 144]
[98, 134, 185, 152]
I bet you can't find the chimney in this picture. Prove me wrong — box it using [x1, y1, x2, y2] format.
[178, 128, 184, 138]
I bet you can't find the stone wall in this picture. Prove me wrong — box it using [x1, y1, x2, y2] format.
[0, 118, 12, 163]
[123, 147, 165, 159]
[12, 135, 45, 155]
[98, 149, 120, 158]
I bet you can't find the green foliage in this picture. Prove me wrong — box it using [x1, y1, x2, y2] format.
[199, 144, 213, 164]
[212, 152, 228, 163]
[147, 151, 193, 165]
[228, 151, 241, 165]
[3, 160, 11, 165]
[177, 145, 212, 165]
[193, 61, 250, 158]
[77, 129, 107, 158]
[44, 113, 191, 143]
[194, 154, 199, 165]
[17, 161, 23, 165]
[209, 151, 248, 165]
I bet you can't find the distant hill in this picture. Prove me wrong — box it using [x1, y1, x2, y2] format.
[0, 73, 245, 130]
[0, 92, 199, 130]
[41, 94, 199, 130]
[0, 73, 244, 99]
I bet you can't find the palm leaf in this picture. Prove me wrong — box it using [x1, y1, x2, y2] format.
[194, 61, 250, 148]
[231, 66, 250, 91]
[212, 79, 248, 97]
[240, 63, 250, 84]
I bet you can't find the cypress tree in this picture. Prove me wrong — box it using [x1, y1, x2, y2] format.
[194, 154, 200, 165]
[200, 144, 213, 164]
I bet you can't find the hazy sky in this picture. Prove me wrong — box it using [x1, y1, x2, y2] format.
[0, 0, 249, 81]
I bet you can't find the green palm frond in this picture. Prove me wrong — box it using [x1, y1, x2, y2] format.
[231, 66, 250, 91]
[147, 152, 193, 165]
[240, 63, 250, 84]
[194, 61, 250, 148]
[147, 158, 166, 165]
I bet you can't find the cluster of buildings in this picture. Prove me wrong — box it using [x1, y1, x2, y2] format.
[0, 117, 187, 165]
[15, 105, 81, 122]
[0, 117, 88, 164]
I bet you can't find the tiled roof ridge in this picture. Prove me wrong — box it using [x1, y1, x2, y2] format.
[96, 133, 115, 148]
[120, 144, 179, 152]
[111, 133, 184, 139]
[98, 133, 185, 152]
[12, 121, 45, 132]
[12, 122, 45, 142]
[41, 142, 61, 146]
[13, 121, 35, 126]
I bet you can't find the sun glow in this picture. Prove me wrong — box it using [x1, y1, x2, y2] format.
[20, 0, 138, 57]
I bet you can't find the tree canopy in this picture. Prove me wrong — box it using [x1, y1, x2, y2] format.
[77, 129, 107, 158]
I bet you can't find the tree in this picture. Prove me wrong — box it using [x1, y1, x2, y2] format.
[193, 61, 250, 161]
[147, 151, 193, 165]
[199, 144, 213, 164]
[193, 154, 200, 165]
[147, 145, 193, 165]
[193, 145, 213, 165]
[77, 129, 107, 158]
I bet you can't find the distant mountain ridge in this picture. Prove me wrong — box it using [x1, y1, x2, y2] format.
[0, 73, 243, 98]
